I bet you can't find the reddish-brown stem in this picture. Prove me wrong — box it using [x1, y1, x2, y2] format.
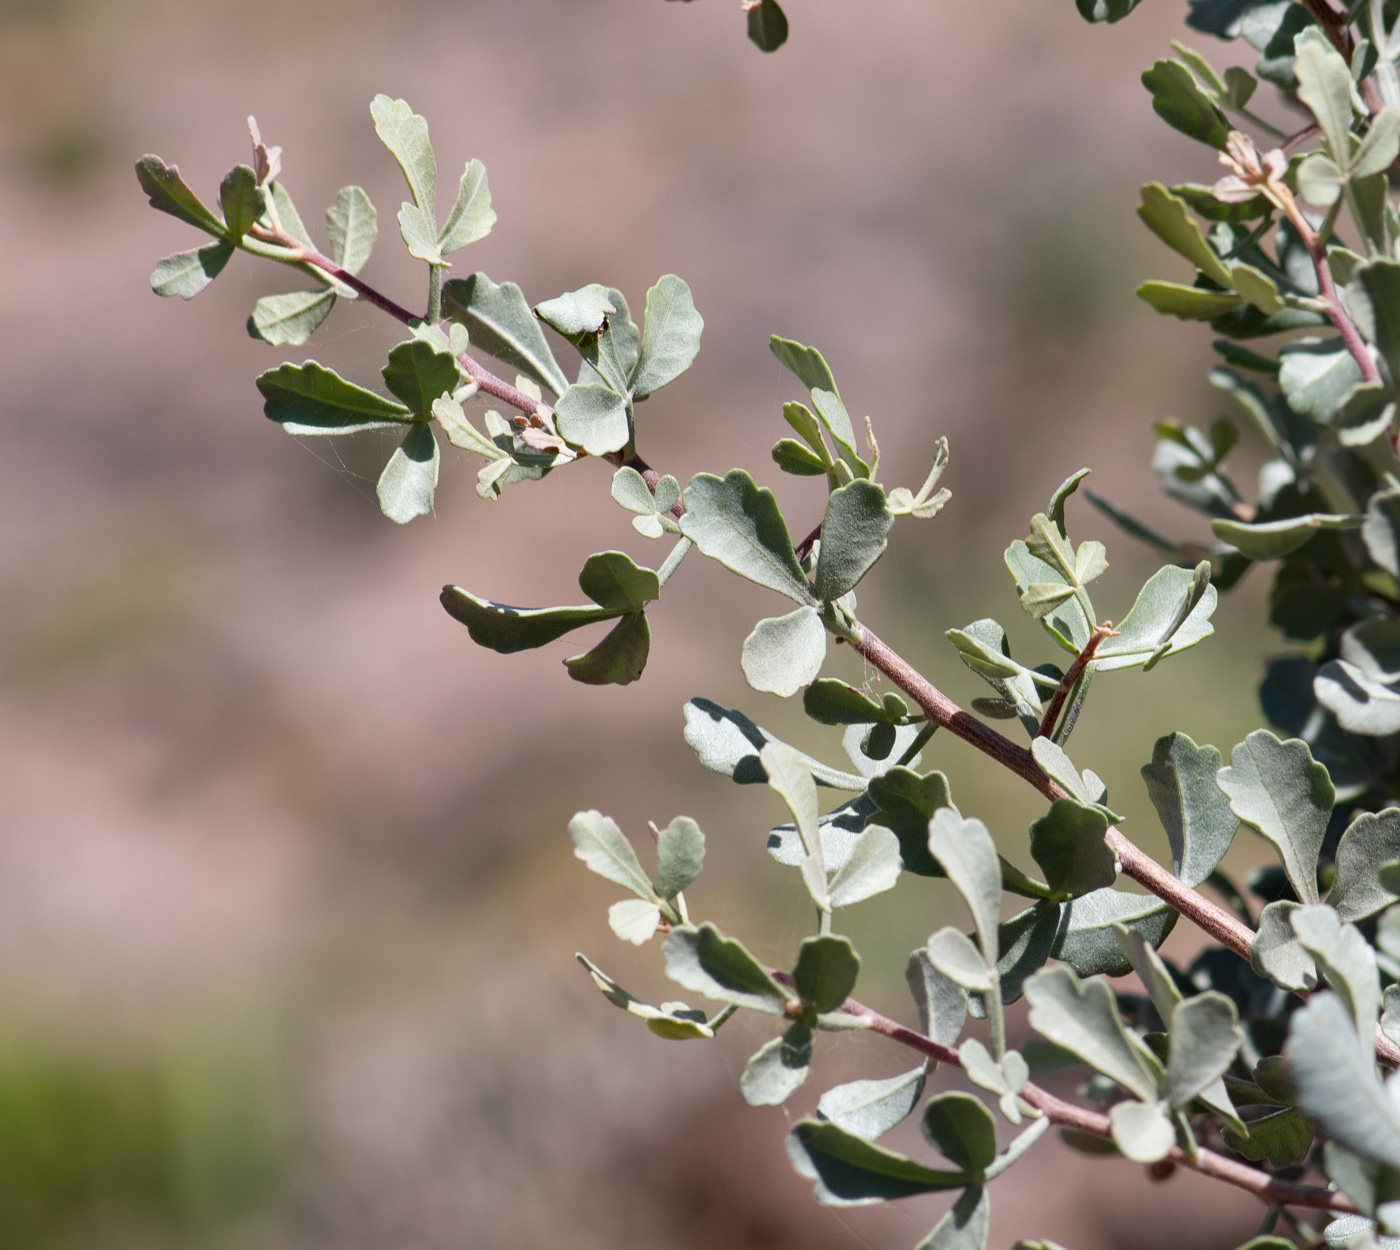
[1038, 626, 1110, 739]
[794, 522, 822, 563]
[621, 454, 685, 519]
[455, 353, 555, 419]
[819, 991, 1357, 1213]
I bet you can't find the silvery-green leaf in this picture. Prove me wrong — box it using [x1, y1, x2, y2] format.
[818, 1068, 926, 1141]
[1297, 152, 1345, 205]
[257, 361, 412, 434]
[742, 607, 827, 696]
[957, 1038, 1012, 1098]
[1331, 810, 1400, 922]
[1324, 1215, 1400, 1249]
[928, 810, 1002, 963]
[1141, 60, 1230, 149]
[397, 201, 442, 266]
[248, 289, 336, 345]
[370, 94, 436, 213]
[794, 934, 860, 1012]
[218, 164, 263, 241]
[1251, 899, 1319, 991]
[376, 423, 439, 524]
[1332, 383, 1395, 448]
[1138, 281, 1242, 320]
[1140, 733, 1237, 885]
[1386, 985, 1400, 1047]
[1292, 904, 1381, 1039]
[1212, 512, 1363, 560]
[630, 274, 703, 398]
[681, 698, 866, 790]
[1112, 923, 1183, 1024]
[564, 612, 650, 687]
[569, 810, 658, 902]
[1137, 182, 1233, 286]
[1109, 1100, 1175, 1163]
[926, 927, 992, 993]
[842, 723, 925, 780]
[1029, 799, 1115, 899]
[762, 740, 828, 910]
[1223, 1107, 1315, 1170]
[814, 480, 892, 601]
[441, 273, 568, 395]
[921, 1093, 998, 1173]
[437, 158, 495, 254]
[1354, 109, 1400, 179]
[555, 383, 629, 456]
[1344, 618, 1400, 684]
[742, 1025, 811, 1106]
[680, 470, 814, 605]
[1278, 338, 1364, 420]
[968, 901, 1063, 1018]
[1294, 27, 1357, 164]
[1005, 540, 1092, 653]
[1218, 729, 1333, 904]
[609, 897, 661, 945]
[785, 1119, 972, 1206]
[1364, 485, 1400, 578]
[1315, 660, 1400, 736]
[135, 155, 226, 235]
[770, 334, 837, 395]
[1051, 889, 1177, 978]
[1094, 564, 1220, 670]
[267, 180, 310, 247]
[866, 767, 953, 876]
[1166, 992, 1242, 1108]
[151, 240, 235, 299]
[1024, 965, 1161, 1102]
[662, 922, 789, 1013]
[1357, 261, 1400, 385]
[906, 948, 967, 1047]
[575, 953, 714, 1040]
[914, 1186, 989, 1250]
[1286, 991, 1400, 1169]
[828, 825, 902, 908]
[382, 338, 460, 417]
[536, 284, 614, 341]
[327, 185, 376, 274]
[656, 817, 705, 899]
[576, 550, 658, 612]
[1029, 738, 1091, 804]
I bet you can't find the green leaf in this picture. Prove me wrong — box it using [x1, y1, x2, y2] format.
[1356, 261, 1400, 385]
[1076, 0, 1145, 21]
[915, 1186, 989, 1250]
[441, 274, 568, 396]
[770, 335, 838, 396]
[1047, 468, 1090, 538]
[1355, 108, 1400, 179]
[828, 826, 902, 908]
[376, 423, 439, 524]
[439, 588, 619, 653]
[247, 289, 336, 345]
[1278, 338, 1365, 422]
[1286, 991, 1400, 1168]
[569, 810, 658, 902]
[747, 0, 788, 52]
[1005, 540, 1091, 653]
[381, 339, 461, 417]
[762, 740, 829, 910]
[608, 897, 661, 945]
[1252, 899, 1318, 992]
[1109, 1100, 1174, 1163]
[968, 901, 1063, 1018]
[577, 551, 660, 611]
[742, 1024, 811, 1105]
[1142, 60, 1230, 149]
[786, 1120, 972, 1205]
[1222, 1107, 1315, 1169]
[1332, 383, 1396, 448]
[1029, 799, 1116, 899]
[773, 438, 828, 476]
[803, 680, 887, 725]
[1166, 992, 1242, 1108]
[906, 948, 968, 1046]
[921, 1093, 997, 1173]
[218, 165, 263, 242]
[1137, 281, 1241, 320]
[397, 202, 442, 266]
[536, 284, 615, 342]
[680, 470, 815, 605]
[814, 480, 893, 601]
[926, 927, 993, 993]
[370, 94, 436, 214]
[150, 240, 235, 299]
[1094, 564, 1219, 670]
[1364, 484, 1400, 578]
[1331, 810, 1400, 922]
[1212, 512, 1363, 560]
[630, 275, 703, 399]
[564, 611, 650, 686]
[928, 810, 1002, 965]
[437, 159, 495, 254]
[810, 389, 867, 475]
[575, 954, 714, 1040]
[554, 383, 629, 456]
[681, 698, 867, 790]
[662, 922, 790, 1013]
[1138, 183, 1232, 286]
[818, 1068, 927, 1142]
[867, 767, 954, 876]
[326, 186, 377, 274]
[256, 360, 412, 435]
[1291, 905, 1380, 1039]
[794, 935, 860, 1012]
[654, 817, 704, 899]
[742, 607, 827, 697]
[1113, 923, 1182, 1024]
[1024, 965, 1161, 1102]
[1141, 733, 1238, 886]
[1293, 29, 1356, 169]
[1218, 729, 1334, 904]
[135, 155, 226, 235]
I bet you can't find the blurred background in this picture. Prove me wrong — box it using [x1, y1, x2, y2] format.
[0, 0, 1317, 1246]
